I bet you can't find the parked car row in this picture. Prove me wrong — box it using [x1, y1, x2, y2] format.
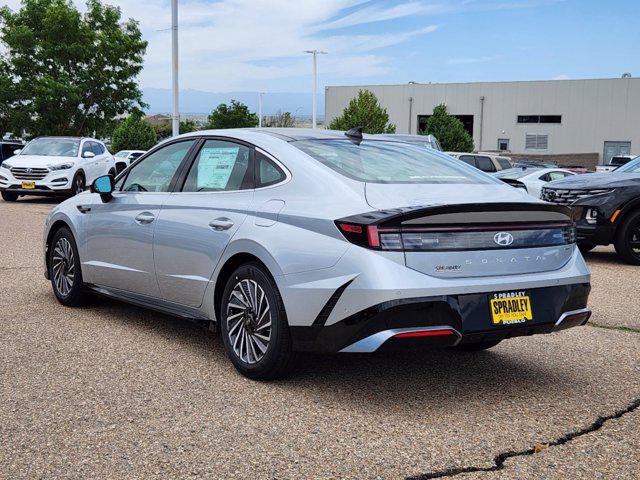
[0, 136, 145, 201]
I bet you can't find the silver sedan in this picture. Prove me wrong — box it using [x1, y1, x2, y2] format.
[43, 128, 591, 379]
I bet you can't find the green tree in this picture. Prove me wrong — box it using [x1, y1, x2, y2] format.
[206, 100, 258, 129]
[0, 0, 147, 137]
[153, 119, 199, 141]
[423, 103, 474, 152]
[111, 115, 156, 152]
[329, 89, 396, 133]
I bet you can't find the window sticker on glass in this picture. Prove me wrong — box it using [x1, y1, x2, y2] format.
[197, 147, 239, 190]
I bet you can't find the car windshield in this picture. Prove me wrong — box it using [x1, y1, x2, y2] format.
[615, 156, 640, 173]
[610, 156, 631, 166]
[495, 168, 539, 179]
[21, 138, 80, 157]
[293, 139, 496, 184]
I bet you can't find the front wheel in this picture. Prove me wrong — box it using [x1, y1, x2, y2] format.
[1, 190, 18, 202]
[614, 210, 640, 265]
[71, 173, 85, 196]
[220, 262, 296, 380]
[49, 227, 88, 306]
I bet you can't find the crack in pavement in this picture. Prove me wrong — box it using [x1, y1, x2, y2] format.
[407, 397, 640, 479]
[0, 266, 40, 271]
[589, 322, 640, 334]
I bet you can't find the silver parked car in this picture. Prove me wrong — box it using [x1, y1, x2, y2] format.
[43, 128, 591, 379]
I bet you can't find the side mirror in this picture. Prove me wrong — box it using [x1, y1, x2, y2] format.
[90, 175, 114, 201]
[82, 151, 95, 159]
[13, 149, 21, 155]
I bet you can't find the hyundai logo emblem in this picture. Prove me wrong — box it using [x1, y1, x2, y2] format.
[547, 190, 556, 200]
[26, 168, 32, 174]
[494, 232, 514, 246]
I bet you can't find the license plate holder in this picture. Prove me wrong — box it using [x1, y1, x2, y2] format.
[490, 291, 533, 326]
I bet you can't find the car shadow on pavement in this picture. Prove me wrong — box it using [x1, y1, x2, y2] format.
[86, 295, 579, 414]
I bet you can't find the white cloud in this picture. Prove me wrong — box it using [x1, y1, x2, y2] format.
[553, 74, 570, 80]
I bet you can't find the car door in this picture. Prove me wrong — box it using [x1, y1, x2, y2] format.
[91, 142, 110, 176]
[153, 138, 255, 307]
[79, 139, 198, 297]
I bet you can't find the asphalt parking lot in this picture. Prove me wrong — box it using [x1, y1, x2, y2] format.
[1, 198, 639, 479]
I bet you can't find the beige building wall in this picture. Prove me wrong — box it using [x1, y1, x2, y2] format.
[325, 78, 640, 164]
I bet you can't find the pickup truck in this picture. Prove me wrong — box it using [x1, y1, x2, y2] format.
[596, 155, 637, 173]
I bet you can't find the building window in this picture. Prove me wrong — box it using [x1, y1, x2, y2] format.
[497, 138, 509, 151]
[525, 134, 548, 150]
[517, 115, 561, 124]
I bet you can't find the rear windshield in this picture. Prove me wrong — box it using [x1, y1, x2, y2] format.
[292, 139, 496, 184]
[496, 157, 512, 169]
[610, 156, 632, 166]
[495, 168, 540, 179]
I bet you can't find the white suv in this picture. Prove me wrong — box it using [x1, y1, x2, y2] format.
[0, 136, 115, 202]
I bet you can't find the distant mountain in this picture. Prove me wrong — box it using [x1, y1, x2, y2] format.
[143, 88, 324, 117]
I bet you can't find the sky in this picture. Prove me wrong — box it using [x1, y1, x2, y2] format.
[2, 0, 640, 94]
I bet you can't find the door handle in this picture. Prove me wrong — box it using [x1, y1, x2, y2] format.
[209, 217, 234, 231]
[77, 205, 91, 214]
[135, 212, 155, 225]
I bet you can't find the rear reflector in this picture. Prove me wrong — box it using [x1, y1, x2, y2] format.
[393, 329, 456, 339]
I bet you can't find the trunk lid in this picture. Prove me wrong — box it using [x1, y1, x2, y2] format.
[360, 184, 575, 278]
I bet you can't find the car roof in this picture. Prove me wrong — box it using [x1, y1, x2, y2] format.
[180, 128, 407, 143]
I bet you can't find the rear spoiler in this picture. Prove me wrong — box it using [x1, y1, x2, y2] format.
[338, 202, 575, 228]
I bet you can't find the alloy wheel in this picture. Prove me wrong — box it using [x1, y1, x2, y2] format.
[52, 237, 75, 297]
[630, 223, 640, 258]
[226, 279, 272, 364]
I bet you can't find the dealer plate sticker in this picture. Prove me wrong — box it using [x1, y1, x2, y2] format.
[22, 181, 35, 189]
[490, 291, 533, 325]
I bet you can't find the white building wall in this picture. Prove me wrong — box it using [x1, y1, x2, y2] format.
[325, 78, 640, 163]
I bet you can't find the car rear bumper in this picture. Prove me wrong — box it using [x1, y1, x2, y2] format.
[575, 220, 616, 246]
[290, 283, 591, 353]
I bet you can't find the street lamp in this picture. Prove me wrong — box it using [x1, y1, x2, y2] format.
[258, 92, 265, 128]
[171, 0, 179, 137]
[304, 50, 327, 129]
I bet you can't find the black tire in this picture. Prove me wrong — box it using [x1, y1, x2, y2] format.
[219, 262, 296, 380]
[452, 339, 503, 352]
[577, 242, 596, 254]
[614, 210, 640, 265]
[71, 172, 85, 196]
[48, 227, 88, 307]
[1, 190, 18, 202]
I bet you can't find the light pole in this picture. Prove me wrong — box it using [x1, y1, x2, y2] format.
[171, 0, 179, 137]
[304, 50, 327, 129]
[258, 92, 265, 128]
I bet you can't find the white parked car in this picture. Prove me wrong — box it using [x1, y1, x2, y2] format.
[114, 150, 146, 173]
[494, 167, 576, 198]
[0, 136, 115, 202]
[595, 155, 637, 173]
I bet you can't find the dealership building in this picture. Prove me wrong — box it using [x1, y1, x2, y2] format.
[325, 77, 640, 168]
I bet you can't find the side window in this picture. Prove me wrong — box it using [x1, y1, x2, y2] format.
[255, 151, 285, 187]
[81, 142, 93, 157]
[121, 140, 196, 192]
[458, 155, 476, 167]
[475, 156, 496, 172]
[547, 171, 568, 181]
[496, 157, 512, 169]
[182, 139, 252, 192]
[539, 173, 550, 182]
[92, 142, 104, 155]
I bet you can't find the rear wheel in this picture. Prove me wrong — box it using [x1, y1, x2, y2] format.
[49, 227, 88, 306]
[220, 262, 295, 380]
[1, 191, 18, 202]
[614, 210, 640, 265]
[452, 339, 502, 352]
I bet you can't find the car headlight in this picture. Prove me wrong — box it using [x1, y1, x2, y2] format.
[1, 162, 12, 170]
[49, 163, 74, 171]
